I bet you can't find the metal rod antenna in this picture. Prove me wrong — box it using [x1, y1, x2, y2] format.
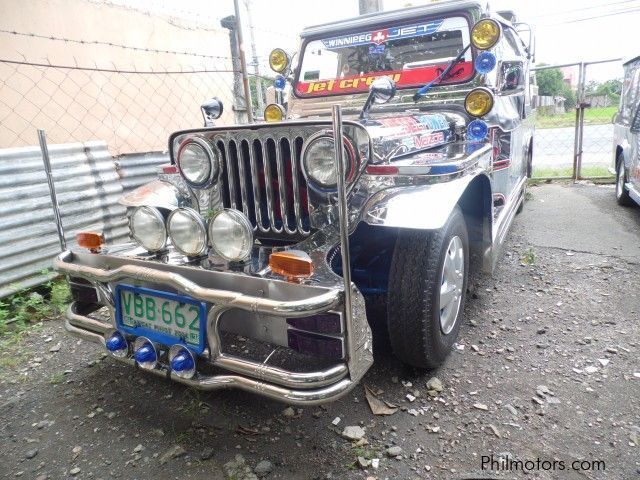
[233, 0, 254, 123]
[332, 105, 354, 357]
[38, 129, 66, 251]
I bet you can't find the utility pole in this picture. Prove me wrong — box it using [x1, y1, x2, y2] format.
[221, 15, 248, 124]
[232, 0, 254, 122]
[244, 0, 264, 112]
[359, 0, 383, 14]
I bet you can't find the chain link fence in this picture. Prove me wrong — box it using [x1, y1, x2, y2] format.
[0, 58, 237, 155]
[532, 59, 622, 180]
[580, 60, 623, 178]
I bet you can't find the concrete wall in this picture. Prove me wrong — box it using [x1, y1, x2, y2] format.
[0, 0, 236, 153]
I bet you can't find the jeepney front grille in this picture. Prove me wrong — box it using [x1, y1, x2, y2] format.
[216, 136, 311, 240]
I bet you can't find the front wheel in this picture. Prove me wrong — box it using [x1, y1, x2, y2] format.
[616, 156, 633, 206]
[386, 207, 469, 369]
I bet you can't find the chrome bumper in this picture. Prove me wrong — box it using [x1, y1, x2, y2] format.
[54, 250, 373, 405]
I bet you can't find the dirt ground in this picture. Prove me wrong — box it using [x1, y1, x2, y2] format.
[1, 182, 639, 480]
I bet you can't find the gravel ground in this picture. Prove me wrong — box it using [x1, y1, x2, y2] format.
[1, 183, 639, 480]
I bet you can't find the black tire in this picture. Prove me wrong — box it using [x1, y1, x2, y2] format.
[386, 207, 469, 369]
[616, 154, 634, 207]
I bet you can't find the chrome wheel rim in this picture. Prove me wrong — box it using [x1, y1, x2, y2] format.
[616, 163, 624, 199]
[439, 236, 464, 335]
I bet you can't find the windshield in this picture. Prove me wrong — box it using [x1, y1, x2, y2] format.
[296, 16, 473, 97]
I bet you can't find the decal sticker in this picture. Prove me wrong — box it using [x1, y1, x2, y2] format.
[368, 44, 386, 55]
[375, 114, 448, 135]
[297, 62, 473, 96]
[321, 20, 445, 49]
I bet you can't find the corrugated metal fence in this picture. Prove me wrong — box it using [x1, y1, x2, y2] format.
[0, 142, 168, 297]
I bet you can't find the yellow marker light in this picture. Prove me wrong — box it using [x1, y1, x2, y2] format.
[471, 19, 501, 50]
[269, 48, 290, 73]
[465, 88, 494, 117]
[264, 103, 285, 123]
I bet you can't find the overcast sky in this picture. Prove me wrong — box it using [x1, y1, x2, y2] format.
[234, 0, 638, 82]
[123, 0, 640, 81]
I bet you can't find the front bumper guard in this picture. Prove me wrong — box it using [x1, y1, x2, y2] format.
[54, 250, 373, 405]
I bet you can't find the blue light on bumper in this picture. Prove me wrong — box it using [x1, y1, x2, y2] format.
[105, 330, 128, 358]
[133, 338, 157, 369]
[169, 345, 196, 379]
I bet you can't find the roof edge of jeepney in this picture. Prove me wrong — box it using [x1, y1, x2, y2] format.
[623, 55, 640, 66]
[300, 0, 484, 38]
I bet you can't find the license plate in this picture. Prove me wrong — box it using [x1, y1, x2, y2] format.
[115, 285, 206, 353]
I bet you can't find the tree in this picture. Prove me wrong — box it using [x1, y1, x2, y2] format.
[536, 67, 565, 96]
[561, 84, 576, 110]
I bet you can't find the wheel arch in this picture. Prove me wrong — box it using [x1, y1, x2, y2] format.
[456, 173, 493, 273]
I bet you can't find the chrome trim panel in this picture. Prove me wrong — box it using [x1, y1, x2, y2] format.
[362, 149, 493, 230]
[119, 179, 192, 211]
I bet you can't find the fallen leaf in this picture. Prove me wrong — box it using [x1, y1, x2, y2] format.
[364, 384, 398, 415]
[236, 425, 263, 436]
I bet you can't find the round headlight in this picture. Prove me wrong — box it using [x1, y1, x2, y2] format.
[471, 19, 501, 50]
[465, 88, 494, 117]
[167, 208, 207, 257]
[301, 134, 356, 189]
[176, 138, 219, 188]
[269, 48, 290, 73]
[208, 209, 253, 261]
[130, 206, 166, 251]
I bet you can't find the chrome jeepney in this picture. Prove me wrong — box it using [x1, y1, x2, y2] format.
[54, 1, 535, 404]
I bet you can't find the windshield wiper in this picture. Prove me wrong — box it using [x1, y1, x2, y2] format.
[413, 44, 471, 102]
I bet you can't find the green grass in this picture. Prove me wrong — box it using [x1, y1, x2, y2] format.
[0, 276, 70, 337]
[535, 106, 617, 129]
[520, 248, 536, 265]
[532, 165, 613, 178]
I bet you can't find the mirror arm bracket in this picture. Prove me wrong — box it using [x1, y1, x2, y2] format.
[359, 91, 376, 121]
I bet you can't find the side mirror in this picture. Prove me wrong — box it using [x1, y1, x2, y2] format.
[499, 62, 525, 94]
[359, 77, 396, 120]
[201, 98, 224, 127]
[370, 77, 396, 104]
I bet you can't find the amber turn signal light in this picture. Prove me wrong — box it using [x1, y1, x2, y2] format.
[76, 231, 104, 252]
[269, 250, 314, 281]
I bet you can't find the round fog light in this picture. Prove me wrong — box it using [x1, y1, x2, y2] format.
[471, 18, 501, 50]
[169, 345, 196, 379]
[465, 88, 494, 117]
[133, 337, 157, 369]
[130, 206, 166, 252]
[208, 209, 253, 261]
[105, 330, 128, 358]
[167, 208, 207, 257]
